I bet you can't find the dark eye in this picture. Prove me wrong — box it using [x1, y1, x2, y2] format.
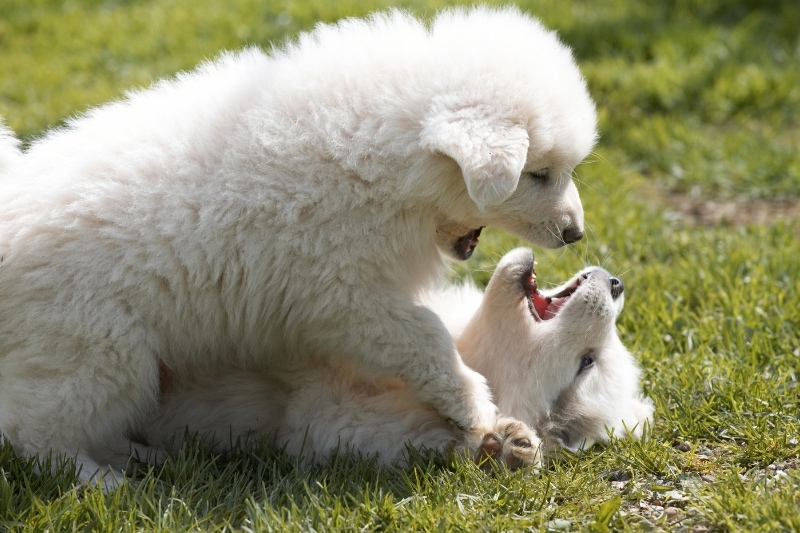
[578, 353, 594, 374]
[529, 168, 549, 181]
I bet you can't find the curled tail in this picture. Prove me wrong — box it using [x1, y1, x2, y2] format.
[0, 118, 22, 178]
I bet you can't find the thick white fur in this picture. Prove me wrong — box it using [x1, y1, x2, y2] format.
[0, 119, 21, 177]
[457, 249, 654, 454]
[0, 7, 596, 487]
[145, 248, 653, 464]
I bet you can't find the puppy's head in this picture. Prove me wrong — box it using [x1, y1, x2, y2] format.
[420, 7, 596, 252]
[457, 248, 652, 454]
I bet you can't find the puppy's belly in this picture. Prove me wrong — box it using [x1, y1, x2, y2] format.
[144, 364, 458, 463]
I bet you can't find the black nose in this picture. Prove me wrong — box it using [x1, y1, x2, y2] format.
[609, 276, 624, 300]
[562, 226, 583, 244]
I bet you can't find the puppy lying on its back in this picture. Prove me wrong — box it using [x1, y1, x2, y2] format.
[141, 248, 653, 466]
[455, 249, 654, 455]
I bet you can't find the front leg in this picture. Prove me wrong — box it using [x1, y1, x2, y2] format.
[308, 294, 498, 452]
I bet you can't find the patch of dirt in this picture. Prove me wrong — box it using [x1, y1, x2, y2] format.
[641, 184, 800, 228]
[608, 448, 800, 532]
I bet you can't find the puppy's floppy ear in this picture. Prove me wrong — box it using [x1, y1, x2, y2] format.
[420, 107, 529, 210]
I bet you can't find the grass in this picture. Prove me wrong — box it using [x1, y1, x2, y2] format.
[1, 0, 799, 531]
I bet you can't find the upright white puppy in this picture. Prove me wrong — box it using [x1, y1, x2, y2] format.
[0, 6, 596, 487]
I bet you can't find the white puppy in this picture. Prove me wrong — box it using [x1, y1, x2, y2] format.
[0, 6, 597, 487]
[144, 248, 653, 466]
[456, 249, 654, 455]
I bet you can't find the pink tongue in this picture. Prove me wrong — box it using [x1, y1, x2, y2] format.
[533, 293, 549, 318]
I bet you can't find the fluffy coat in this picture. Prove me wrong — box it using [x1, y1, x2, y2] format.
[0, 7, 596, 487]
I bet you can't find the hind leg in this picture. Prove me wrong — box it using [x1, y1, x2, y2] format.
[0, 319, 161, 490]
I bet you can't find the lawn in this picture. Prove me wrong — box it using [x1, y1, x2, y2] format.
[1, 0, 799, 531]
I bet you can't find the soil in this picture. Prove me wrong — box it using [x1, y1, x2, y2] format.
[641, 184, 800, 229]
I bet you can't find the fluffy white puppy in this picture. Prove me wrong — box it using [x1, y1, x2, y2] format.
[0, 6, 597, 487]
[456, 249, 654, 455]
[144, 248, 653, 466]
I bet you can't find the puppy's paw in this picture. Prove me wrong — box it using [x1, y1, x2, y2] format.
[473, 416, 541, 471]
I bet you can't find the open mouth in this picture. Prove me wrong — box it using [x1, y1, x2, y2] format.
[453, 227, 484, 260]
[522, 268, 585, 321]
